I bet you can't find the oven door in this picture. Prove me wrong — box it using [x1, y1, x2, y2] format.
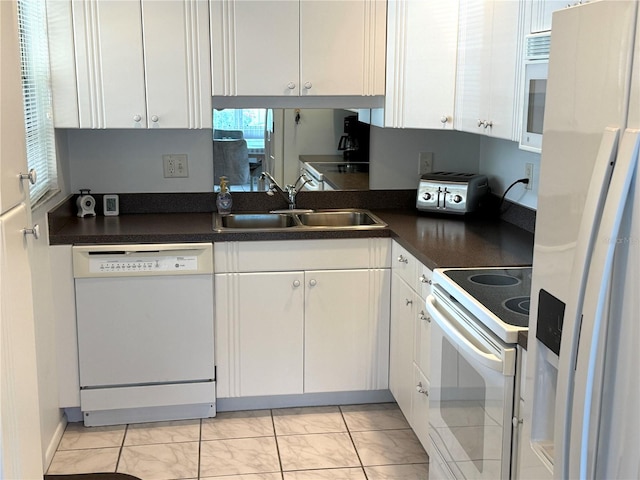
[426, 287, 516, 479]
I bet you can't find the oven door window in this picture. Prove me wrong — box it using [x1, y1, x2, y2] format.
[428, 302, 515, 480]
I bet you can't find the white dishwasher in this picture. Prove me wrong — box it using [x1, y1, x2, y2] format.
[73, 243, 215, 426]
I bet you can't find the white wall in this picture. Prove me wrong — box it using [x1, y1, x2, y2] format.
[478, 136, 541, 210]
[368, 127, 481, 189]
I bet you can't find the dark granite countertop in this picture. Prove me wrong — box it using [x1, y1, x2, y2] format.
[49, 191, 534, 347]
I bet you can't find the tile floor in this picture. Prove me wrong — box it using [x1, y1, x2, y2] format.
[47, 403, 429, 480]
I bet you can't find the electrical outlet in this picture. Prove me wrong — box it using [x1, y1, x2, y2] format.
[163, 154, 189, 178]
[525, 162, 533, 190]
[419, 152, 434, 175]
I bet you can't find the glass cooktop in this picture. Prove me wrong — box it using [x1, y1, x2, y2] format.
[442, 267, 532, 328]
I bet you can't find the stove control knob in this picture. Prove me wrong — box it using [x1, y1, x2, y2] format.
[453, 194, 463, 203]
[423, 192, 433, 201]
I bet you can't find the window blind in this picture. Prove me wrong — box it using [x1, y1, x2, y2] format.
[17, 0, 58, 204]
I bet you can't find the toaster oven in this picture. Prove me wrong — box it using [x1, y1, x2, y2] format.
[416, 172, 488, 214]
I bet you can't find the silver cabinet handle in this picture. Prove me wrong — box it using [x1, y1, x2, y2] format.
[303, 81, 312, 90]
[287, 82, 296, 90]
[416, 382, 428, 395]
[419, 274, 432, 285]
[133, 114, 142, 122]
[150, 115, 159, 123]
[440, 115, 448, 125]
[309, 279, 317, 287]
[419, 310, 430, 322]
[477, 119, 484, 127]
[484, 120, 493, 129]
[22, 224, 40, 240]
[19, 168, 37, 185]
[397, 255, 408, 264]
[405, 298, 413, 306]
[293, 280, 301, 288]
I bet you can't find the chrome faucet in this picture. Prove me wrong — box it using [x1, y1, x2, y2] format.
[259, 172, 311, 210]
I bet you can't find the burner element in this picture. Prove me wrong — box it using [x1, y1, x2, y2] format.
[469, 273, 521, 287]
[504, 296, 530, 315]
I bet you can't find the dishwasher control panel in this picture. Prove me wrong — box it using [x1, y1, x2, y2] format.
[72, 243, 214, 278]
[90, 256, 197, 274]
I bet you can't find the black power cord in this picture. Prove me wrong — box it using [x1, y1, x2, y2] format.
[498, 178, 530, 213]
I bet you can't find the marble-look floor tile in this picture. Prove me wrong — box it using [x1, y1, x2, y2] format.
[273, 406, 346, 435]
[277, 433, 360, 471]
[57, 422, 126, 450]
[365, 463, 430, 479]
[283, 467, 366, 479]
[117, 442, 199, 480]
[351, 429, 429, 466]
[200, 437, 280, 477]
[340, 403, 410, 432]
[202, 410, 274, 440]
[46, 447, 120, 474]
[124, 419, 200, 445]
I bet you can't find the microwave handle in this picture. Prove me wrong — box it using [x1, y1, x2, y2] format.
[426, 295, 504, 373]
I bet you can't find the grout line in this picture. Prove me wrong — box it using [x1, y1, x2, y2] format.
[339, 406, 369, 480]
[114, 424, 128, 473]
[270, 409, 285, 477]
[197, 418, 202, 480]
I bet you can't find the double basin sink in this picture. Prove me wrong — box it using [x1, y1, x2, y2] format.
[213, 209, 387, 232]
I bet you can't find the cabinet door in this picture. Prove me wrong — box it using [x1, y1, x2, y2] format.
[304, 269, 390, 393]
[0, 0, 28, 212]
[455, 0, 523, 140]
[210, 0, 299, 96]
[299, 0, 386, 96]
[389, 274, 418, 418]
[0, 203, 44, 478]
[385, 0, 458, 129]
[73, 0, 147, 128]
[142, 0, 211, 128]
[486, 0, 522, 140]
[215, 271, 304, 398]
[411, 366, 429, 451]
[455, 0, 492, 135]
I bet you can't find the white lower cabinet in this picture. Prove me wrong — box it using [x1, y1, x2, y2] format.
[389, 240, 432, 449]
[214, 271, 304, 398]
[412, 367, 429, 452]
[304, 269, 390, 393]
[214, 239, 391, 399]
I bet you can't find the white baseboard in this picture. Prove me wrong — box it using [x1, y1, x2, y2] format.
[44, 415, 67, 472]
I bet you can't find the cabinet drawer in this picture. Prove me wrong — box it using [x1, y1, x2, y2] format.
[391, 241, 418, 287]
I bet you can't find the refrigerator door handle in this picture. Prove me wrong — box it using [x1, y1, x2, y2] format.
[565, 129, 640, 480]
[553, 127, 619, 478]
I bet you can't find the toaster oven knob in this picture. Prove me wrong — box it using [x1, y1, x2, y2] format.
[453, 194, 463, 203]
[422, 192, 433, 201]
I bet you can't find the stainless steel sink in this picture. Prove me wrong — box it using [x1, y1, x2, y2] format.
[216, 213, 298, 230]
[213, 209, 387, 232]
[297, 211, 381, 227]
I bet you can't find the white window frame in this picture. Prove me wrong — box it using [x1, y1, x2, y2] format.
[17, 0, 58, 205]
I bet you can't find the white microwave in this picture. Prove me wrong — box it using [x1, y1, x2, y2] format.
[520, 33, 551, 153]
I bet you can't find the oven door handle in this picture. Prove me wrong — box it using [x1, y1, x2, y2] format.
[426, 295, 504, 373]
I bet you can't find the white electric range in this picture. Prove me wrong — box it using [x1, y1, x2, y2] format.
[425, 266, 532, 480]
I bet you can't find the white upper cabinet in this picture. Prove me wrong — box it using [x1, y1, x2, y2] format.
[528, 0, 567, 33]
[0, 0, 29, 212]
[210, 0, 386, 97]
[455, 0, 525, 141]
[67, 0, 211, 128]
[385, 0, 459, 129]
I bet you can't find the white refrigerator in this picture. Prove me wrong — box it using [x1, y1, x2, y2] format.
[0, 0, 44, 477]
[521, 1, 640, 480]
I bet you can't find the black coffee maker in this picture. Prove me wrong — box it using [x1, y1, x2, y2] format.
[337, 115, 370, 162]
